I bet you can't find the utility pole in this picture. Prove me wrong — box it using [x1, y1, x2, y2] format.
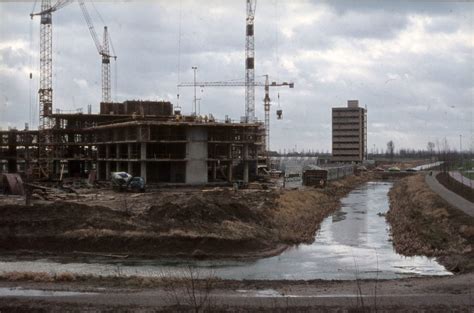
[460, 134, 464, 185]
[192, 66, 198, 115]
[24, 133, 31, 206]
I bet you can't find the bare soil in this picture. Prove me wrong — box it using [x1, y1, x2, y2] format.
[387, 174, 474, 273]
[0, 173, 373, 259]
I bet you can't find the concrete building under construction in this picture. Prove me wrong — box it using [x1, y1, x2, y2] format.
[331, 100, 367, 163]
[0, 101, 265, 185]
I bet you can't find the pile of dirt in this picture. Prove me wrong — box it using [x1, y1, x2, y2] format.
[0, 173, 374, 259]
[148, 190, 274, 227]
[387, 175, 474, 273]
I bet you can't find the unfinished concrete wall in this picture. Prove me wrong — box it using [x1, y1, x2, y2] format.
[186, 127, 208, 185]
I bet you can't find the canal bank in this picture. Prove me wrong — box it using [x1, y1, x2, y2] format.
[388, 174, 474, 273]
[0, 174, 374, 260]
[0, 181, 450, 280]
[3, 176, 472, 311]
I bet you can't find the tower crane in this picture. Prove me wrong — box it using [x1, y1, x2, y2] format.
[79, 0, 117, 103]
[178, 75, 294, 152]
[245, 0, 257, 122]
[30, 0, 73, 177]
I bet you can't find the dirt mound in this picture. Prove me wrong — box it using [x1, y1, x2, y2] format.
[0, 202, 138, 236]
[387, 175, 474, 273]
[148, 190, 274, 226]
[0, 173, 374, 259]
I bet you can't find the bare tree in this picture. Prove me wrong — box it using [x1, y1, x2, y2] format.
[386, 140, 395, 160]
[427, 141, 435, 160]
[161, 265, 216, 312]
[427, 142, 435, 153]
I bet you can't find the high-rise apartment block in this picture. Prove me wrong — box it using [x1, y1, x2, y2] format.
[332, 100, 367, 163]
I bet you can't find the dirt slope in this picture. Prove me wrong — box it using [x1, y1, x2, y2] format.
[387, 174, 474, 273]
[0, 174, 372, 259]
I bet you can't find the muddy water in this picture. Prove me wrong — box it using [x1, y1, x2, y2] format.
[0, 182, 451, 280]
[0, 287, 97, 297]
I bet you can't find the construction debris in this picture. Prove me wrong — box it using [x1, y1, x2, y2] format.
[1, 173, 24, 195]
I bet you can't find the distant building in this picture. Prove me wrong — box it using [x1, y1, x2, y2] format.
[331, 100, 367, 163]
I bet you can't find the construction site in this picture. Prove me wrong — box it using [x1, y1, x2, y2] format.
[0, 0, 299, 188]
[0, 101, 266, 184]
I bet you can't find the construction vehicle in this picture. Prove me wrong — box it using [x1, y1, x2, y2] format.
[110, 172, 145, 192]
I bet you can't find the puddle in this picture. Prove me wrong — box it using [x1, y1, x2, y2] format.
[0, 287, 97, 297]
[237, 289, 283, 297]
[0, 182, 451, 280]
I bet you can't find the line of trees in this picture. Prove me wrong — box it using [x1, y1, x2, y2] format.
[270, 139, 472, 160]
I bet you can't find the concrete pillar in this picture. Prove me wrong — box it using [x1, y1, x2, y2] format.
[140, 143, 147, 160]
[116, 144, 120, 160]
[185, 127, 208, 184]
[128, 144, 132, 159]
[127, 143, 133, 175]
[227, 144, 233, 182]
[96, 161, 101, 180]
[140, 143, 147, 182]
[243, 144, 249, 183]
[227, 162, 233, 182]
[212, 162, 217, 181]
[106, 161, 111, 180]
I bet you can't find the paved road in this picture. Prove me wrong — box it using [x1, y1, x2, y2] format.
[425, 172, 474, 217]
[1, 273, 473, 311]
[449, 171, 474, 189]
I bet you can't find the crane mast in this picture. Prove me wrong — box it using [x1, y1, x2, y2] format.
[38, 0, 53, 131]
[78, 0, 116, 103]
[102, 27, 112, 102]
[30, 0, 72, 178]
[245, 0, 256, 122]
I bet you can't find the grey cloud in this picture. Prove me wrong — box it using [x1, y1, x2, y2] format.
[0, 1, 472, 151]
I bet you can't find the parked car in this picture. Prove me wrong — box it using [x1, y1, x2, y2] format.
[110, 172, 145, 192]
[128, 176, 146, 192]
[388, 167, 401, 172]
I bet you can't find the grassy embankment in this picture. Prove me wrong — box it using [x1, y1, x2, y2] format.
[387, 175, 474, 273]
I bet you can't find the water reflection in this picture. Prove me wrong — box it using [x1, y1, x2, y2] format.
[0, 182, 451, 280]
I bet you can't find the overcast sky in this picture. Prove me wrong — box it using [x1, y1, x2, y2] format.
[0, 0, 473, 153]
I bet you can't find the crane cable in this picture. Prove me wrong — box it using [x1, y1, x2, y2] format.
[29, 0, 38, 128]
[275, 0, 281, 111]
[176, 0, 183, 110]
